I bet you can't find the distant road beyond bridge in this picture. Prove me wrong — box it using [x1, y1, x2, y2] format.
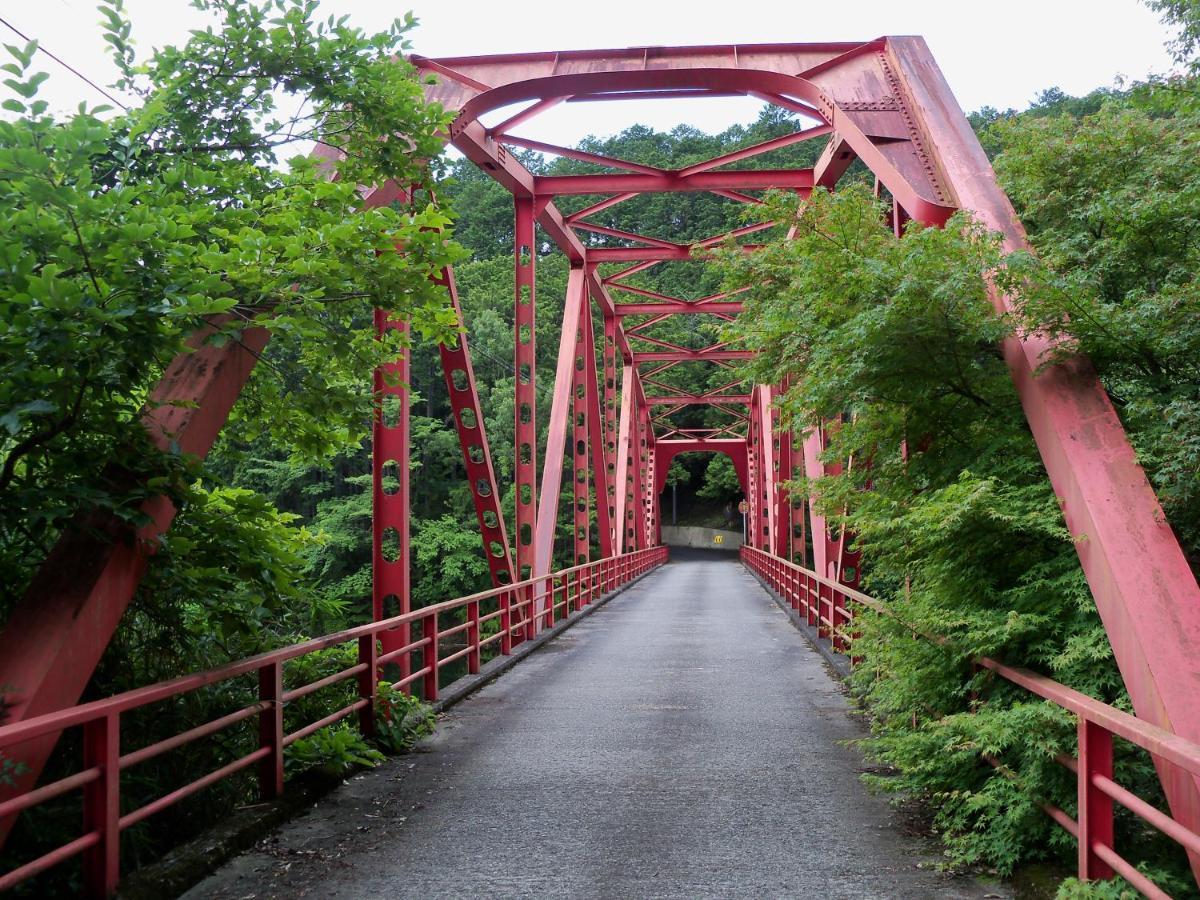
[186, 551, 1001, 900]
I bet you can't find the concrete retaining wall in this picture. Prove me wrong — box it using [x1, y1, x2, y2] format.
[661, 525, 742, 551]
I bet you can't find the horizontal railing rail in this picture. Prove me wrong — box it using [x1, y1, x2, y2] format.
[741, 544, 1200, 900]
[0, 546, 668, 896]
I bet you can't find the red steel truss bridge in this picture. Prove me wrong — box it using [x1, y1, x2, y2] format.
[2, 37, 1200, 899]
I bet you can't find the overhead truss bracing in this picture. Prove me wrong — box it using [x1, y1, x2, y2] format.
[1, 38, 1199, 888]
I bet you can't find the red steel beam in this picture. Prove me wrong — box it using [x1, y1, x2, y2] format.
[616, 302, 743, 315]
[600, 315, 620, 552]
[878, 35, 1200, 863]
[499, 134, 666, 175]
[709, 188, 764, 205]
[571, 307, 591, 568]
[0, 319, 269, 838]
[633, 350, 754, 363]
[436, 268, 515, 589]
[373, 309, 411, 666]
[581, 300, 613, 559]
[533, 267, 587, 579]
[654, 438, 748, 497]
[534, 169, 813, 195]
[488, 96, 565, 137]
[571, 221, 684, 250]
[565, 192, 641, 224]
[678, 124, 834, 176]
[646, 396, 751, 405]
[514, 198, 538, 583]
[589, 245, 762, 263]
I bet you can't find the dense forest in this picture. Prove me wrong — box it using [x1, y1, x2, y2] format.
[1, 0, 1199, 894]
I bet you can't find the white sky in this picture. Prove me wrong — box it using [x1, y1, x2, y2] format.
[1, 0, 1182, 145]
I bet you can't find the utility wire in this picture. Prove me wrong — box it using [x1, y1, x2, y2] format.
[0, 16, 130, 111]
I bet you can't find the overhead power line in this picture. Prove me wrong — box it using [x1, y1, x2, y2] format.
[0, 16, 129, 111]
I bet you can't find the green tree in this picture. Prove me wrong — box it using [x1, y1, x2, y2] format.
[0, 0, 462, 608]
[720, 184, 1192, 888]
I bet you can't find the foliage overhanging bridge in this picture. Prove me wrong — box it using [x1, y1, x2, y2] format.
[3, 36, 1200, 899]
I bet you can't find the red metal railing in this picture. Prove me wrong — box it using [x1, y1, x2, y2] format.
[741, 544, 1200, 899]
[0, 546, 668, 896]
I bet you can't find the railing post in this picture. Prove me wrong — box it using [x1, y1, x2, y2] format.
[357, 635, 378, 739]
[523, 583, 537, 642]
[1077, 718, 1115, 881]
[258, 661, 284, 801]
[500, 588, 513, 655]
[468, 597, 481, 675]
[424, 610, 439, 703]
[82, 712, 120, 899]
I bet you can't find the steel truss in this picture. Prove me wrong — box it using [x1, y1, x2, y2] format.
[2, 37, 1198, 884]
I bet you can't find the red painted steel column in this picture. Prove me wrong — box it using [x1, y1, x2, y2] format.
[602, 314, 620, 555]
[584, 301, 614, 559]
[613, 364, 634, 555]
[373, 308, 411, 666]
[632, 404, 647, 550]
[757, 385, 777, 554]
[534, 267, 587, 614]
[435, 267, 515, 589]
[81, 713, 119, 898]
[772, 381, 793, 561]
[514, 197, 538, 588]
[572, 300, 592, 569]
[1077, 719, 1115, 881]
[802, 427, 830, 579]
[747, 388, 762, 550]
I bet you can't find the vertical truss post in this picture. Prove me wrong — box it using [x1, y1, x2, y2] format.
[572, 298, 592, 569]
[514, 197, 538, 590]
[435, 267, 515, 589]
[802, 426, 830, 578]
[613, 364, 634, 555]
[373, 308, 411, 666]
[757, 385, 777, 554]
[747, 388, 762, 550]
[646, 426, 659, 546]
[602, 313, 620, 555]
[774, 390, 794, 561]
[1077, 718, 1115, 881]
[584, 302, 615, 559]
[534, 266, 587, 589]
[634, 403, 650, 549]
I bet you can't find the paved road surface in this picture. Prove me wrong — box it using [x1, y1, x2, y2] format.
[186, 551, 1004, 899]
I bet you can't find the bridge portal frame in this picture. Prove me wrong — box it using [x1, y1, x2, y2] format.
[0, 34, 1198, 890]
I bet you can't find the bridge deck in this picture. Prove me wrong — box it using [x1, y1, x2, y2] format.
[187, 553, 1001, 899]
